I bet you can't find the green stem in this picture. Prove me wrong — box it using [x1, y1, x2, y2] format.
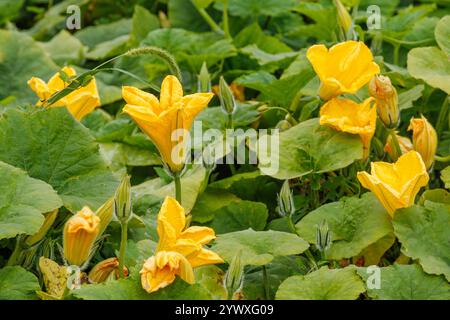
[118, 222, 128, 278]
[436, 96, 449, 137]
[262, 265, 270, 300]
[222, 0, 231, 39]
[388, 129, 402, 161]
[7, 237, 23, 266]
[195, 6, 223, 34]
[393, 44, 400, 66]
[174, 173, 182, 204]
[435, 155, 450, 162]
[287, 215, 298, 236]
[227, 112, 234, 129]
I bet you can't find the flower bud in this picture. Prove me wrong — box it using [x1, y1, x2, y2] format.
[96, 197, 114, 237]
[257, 105, 269, 113]
[88, 257, 128, 283]
[369, 75, 399, 129]
[197, 62, 211, 93]
[63, 207, 100, 266]
[316, 220, 332, 253]
[223, 250, 244, 300]
[384, 133, 413, 160]
[114, 175, 132, 223]
[26, 209, 58, 246]
[277, 180, 295, 217]
[408, 115, 438, 170]
[219, 76, 236, 115]
[275, 119, 292, 131]
[334, 0, 353, 37]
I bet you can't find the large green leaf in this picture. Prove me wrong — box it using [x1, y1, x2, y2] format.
[0, 161, 62, 240]
[357, 264, 450, 300]
[255, 118, 363, 179]
[295, 193, 393, 260]
[0, 0, 24, 24]
[0, 266, 40, 300]
[407, 46, 450, 94]
[393, 202, 450, 281]
[0, 108, 118, 212]
[223, 0, 298, 18]
[129, 5, 160, 46]
[191, 188, 241, 223]
[276, 266, 365, 300]
[40, 30, 85, 66]
[211, 200, 268, 234]
[0, 30, 58, 105]
[442, 166, 450, 189]
[74, 18, 132, 49]
[435, 15, 450, 56]
[212, 229, 309, 266]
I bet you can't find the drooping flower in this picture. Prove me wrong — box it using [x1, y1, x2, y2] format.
[320, 97, 377, 158]
[306, 41, 380, 100]
[369, 75, 399, 129]
[357, 151, 429, 216]
[122, 76, 214, 173]
[28, 66, 101, 120]
[140, 251, 194, 293]
[140, 197, 223, 293]
[63, 207, 100, 266]
[408, 115, 438, 170]
[384, 133, 413, 160]
[89, 257, 128, 283]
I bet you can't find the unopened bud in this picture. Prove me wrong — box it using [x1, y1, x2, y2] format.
[334, 0, 353, 37]
[275, 119, 292, 131]
[408, 115, 438, 170]
[257, 105, 269, 113]
[26, 209, 58, 246]
[277, 180, 295, 217]
[223, 250, 244, 300]
[316, 220, 332, 253]
[384, 133, 413, 160]
[96, 197, 114, 237]
[198, 62, 211, 93]
[88, 257, 128, 283]
[219, 76, 236, 115]
[369, 75, 399, 129]
[114, 175, 132, 223]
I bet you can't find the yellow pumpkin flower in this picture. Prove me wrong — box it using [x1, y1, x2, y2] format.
[306, 41, 380, 100]
[28, 66, 101, 120]
[140, 251, 195, 293]
[63, 207, 100, 266]
[140, 196, 223, 293]
[89, 257, 128, 283]
[369, 75, 399, 129]
[408, 115, 438, 170]
[122, 75, 214, 173]
[357, 151, 429, 216]
[320, 97, 377, 158]
[384, 133, 413, 160]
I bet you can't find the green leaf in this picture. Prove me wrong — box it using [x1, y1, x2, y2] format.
[419, 189, 450, 208]
[435, 15, 450, 56]
[0, 161, 62, 240]
[223, 0, 298, 18]
[0, 0, 24, 24]
[234, 23, 293, 53]
[132, 165, 206, 212]
[442, 166, 450, 189]
[398, 85, 424, 110]
[0, 266, 40, 300]
[129, 5, 160, 46]
[255, 118, 363, 179]
[169, 0, 210, 32]
[357, 264, 450, 300]
[211, 200, 268, 234]
[0, 108, 118, 212]
[212, 229, 309, 266]
[407, 46, 450, 94]
[191, 188, 241, 223]
[74, 18, 132, 49]
[276, 266, 365, 300]
[393, 202, 450, 281]
[85, 35, 129, 61]
[194, 265, 227, 300]
[296, 193, 393, 260]
[0, 30, 58, 106]
[40, 30, 85, 66]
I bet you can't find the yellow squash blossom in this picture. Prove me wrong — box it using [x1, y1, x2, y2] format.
[306, 41, 380, 100]
[63, 207, 100, 266]
[140, 196, 223, 293]
[384, 133, 413, 160]
[28, 66, 101, 120]
[357, 151, 429, 216]
[320, 97, 377, 158]
[369, 75, 399, 129]
[122, 76, 214, 173]
[408, 115, 438, 170]
[89, 257, 128, 283]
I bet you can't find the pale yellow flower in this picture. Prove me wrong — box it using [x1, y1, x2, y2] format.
[369, 75, 399, 129]
[357, 151, 429, 216]
[408, 115, 438, 170]
[89, 258, 128, 283]
[63, 207, 100, 266]
[320, 97, 377, 158]
[306, 41, 380, 100]
[28, 67, 101, 120]
[122, 76, 214, 173]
